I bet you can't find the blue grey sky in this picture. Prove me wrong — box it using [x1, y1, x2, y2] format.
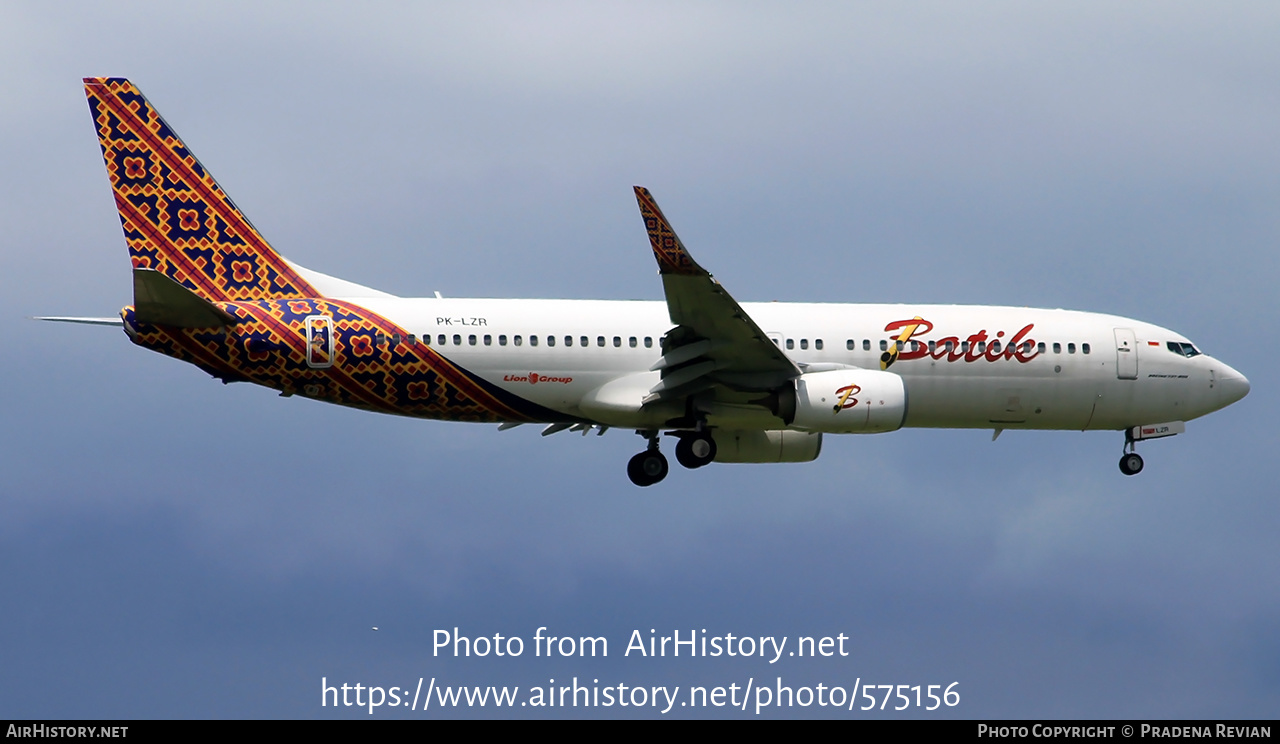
[1, 2, 1277, 718]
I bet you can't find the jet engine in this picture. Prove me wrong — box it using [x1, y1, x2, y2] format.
[789, 369, 907, 433]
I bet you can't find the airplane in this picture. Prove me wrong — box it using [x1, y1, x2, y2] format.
[44, 77, 1250, 487]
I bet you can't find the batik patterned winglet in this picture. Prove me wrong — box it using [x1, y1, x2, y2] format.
[83, 77, 319, 302]
[633, 186, 702, 276]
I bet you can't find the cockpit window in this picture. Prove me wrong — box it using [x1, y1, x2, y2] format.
[1167, 341, 1201, 358]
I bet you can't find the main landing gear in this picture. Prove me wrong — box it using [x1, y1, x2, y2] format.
[627, 432, 669, 487]
[626, 430, 718, 486]
[675, 432, 717, 470]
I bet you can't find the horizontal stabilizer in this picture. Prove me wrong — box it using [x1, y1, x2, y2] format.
[134, 268, 237, 328]
[33, 316, 123, 327]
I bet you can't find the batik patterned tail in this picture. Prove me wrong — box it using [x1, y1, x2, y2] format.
[84, 77, 318, 302]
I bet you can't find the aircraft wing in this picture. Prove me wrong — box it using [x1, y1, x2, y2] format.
[634, 186, 800, 402]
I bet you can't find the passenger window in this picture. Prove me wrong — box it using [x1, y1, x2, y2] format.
[990, 340, 1001, 353]
[1053, 342, 1061, 354]
[453, 334, 461, 346]
[880, 340, 888, 352]
[815, 339, 823, 350]
[977, 341, 986, 353]
[909, 341, 919, 352]
[375, 333, 386, 346]
[598, 336, 605, 347]
[846, 339, 854, 350]
[928, 340, 936, 353]
[580, 336, 589, 347]
[530, 335, 539, 347]
[961, 341, 970, 352]
[863, 339, 871, 351]
[546, 335, 555, 347]
[407, 334, 416, 344]
[644, 337, 653, 348]
[945, 341, 955, 352]
[1082, 343, 1090, 354]
[800, 339, 808, 350]
[469, 334, 477, 346]
[629, 336, 637, 348]
[786, 339, 795, 350]
[1037, 342, 1045, 355]
[613, 336, 621, 348]
[438, 334, 446, 346]
[484, 334, 492, 346]
[565, 336, 573, 347]
[1068, 343, 1076, 354]
[424, 334, 432, 345]
[498, 335, 507, 346]
[514, 335, 523, 346]
[896, 341, 904, 352]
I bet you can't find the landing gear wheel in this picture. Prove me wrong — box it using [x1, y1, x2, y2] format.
[1119, 452, 1144, 476]
[675, 434, 717, 469]
[627, 450, 669, 487]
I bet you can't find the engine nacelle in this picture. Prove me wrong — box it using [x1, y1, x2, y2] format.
[790, 369, 907, 433]
[713, 429, 823, 463]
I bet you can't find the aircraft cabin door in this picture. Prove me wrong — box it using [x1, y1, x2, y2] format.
[305, 315, 334, 369]
[1114, 327, 1138, 380]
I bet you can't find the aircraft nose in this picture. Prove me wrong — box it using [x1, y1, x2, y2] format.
[1218, 364, 1250, 406]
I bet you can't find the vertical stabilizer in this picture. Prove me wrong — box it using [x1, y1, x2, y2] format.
[84, 77, 319, 301]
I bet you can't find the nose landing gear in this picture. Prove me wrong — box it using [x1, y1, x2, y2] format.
[1117, 421, 1183, 475]
[1119, 427, 1144, 476]
[1119, 451, 1144, 476]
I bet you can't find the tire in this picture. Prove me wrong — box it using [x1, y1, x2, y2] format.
[1119, 453, 1144, 476]
[627, 450, 669, 486]
[675, 434, 717, 469]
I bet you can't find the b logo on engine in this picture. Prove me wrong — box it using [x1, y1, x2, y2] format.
[834, 384, 861, 413]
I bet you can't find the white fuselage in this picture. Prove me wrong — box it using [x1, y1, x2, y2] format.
[343, 297, 1249, 432]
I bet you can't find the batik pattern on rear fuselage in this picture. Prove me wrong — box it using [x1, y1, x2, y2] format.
[122, 298, 566, 423]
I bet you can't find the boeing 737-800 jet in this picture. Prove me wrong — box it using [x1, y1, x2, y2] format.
[46, 78, 1250, 486]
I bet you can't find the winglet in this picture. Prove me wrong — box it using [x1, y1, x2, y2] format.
[633, 186, 703, 276]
